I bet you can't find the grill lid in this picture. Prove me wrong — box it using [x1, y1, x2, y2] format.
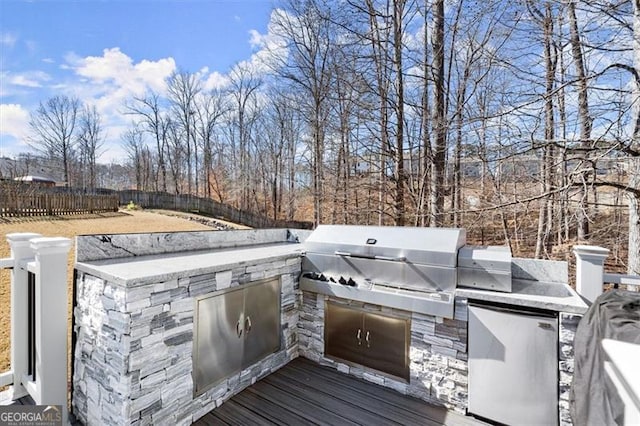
[304, 225, 466, 267]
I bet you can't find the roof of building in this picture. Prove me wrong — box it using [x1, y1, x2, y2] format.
[13, 175, 57, 183]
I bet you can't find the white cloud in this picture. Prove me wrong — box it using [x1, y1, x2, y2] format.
[8, 71, 51, 88]
[204, 71, 229, 90]
[69, 48, 176, 95]
[64, 48, 176, 123]
[0, 32, 17, 48]
[0, 104, 29, 141]
[239, 9, 290, 76]
[45, 48, 177, 163]
[249, 29, 265, 49]
[68, 47, 176, 93]
[42, 58, 55, 64]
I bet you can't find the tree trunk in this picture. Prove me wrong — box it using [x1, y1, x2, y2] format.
[628, 166, 640, 275]
[420, 3, 431, 227]
[629, 0, 640, 274]
[393, 0, 406, 226]
[430, 0, 446, 226]
[568, 0, 591, 240]
[535, 2, 556, 259]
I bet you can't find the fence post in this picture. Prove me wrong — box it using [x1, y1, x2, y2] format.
[6, 233, 42, 400]
[30, 237, 72, 423]
[573, 245, 609, 303]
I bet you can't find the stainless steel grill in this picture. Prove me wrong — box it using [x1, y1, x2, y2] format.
[299, 225, 512, 319]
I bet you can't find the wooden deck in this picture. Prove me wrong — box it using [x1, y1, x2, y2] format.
[0, 392, 35, 406]
[194, 357, 485, 426]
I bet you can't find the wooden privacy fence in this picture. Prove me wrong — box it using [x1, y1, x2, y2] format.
[118, 190, 313, 229]
[0, 192, 119, 217]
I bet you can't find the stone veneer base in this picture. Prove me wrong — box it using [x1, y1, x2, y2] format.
[298, 291, 470, 414]
[559, 312, 581, 426]
[72, 256, 301, 425]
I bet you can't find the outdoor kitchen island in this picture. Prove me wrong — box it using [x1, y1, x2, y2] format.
[72, 229, 307, 425]
[71, 227, 589, 426]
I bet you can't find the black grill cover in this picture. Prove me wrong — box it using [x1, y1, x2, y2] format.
[570, 290, 640, 425]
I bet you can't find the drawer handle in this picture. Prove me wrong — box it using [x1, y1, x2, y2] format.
[538, 322, 553, 330]
[236, 319, 243, 338]
[357, 329, 362, 346]
[365, 331, 371, 348]
[245, 316, 252, 334]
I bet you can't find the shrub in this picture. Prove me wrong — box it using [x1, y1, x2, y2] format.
[126, 200, 141, 211]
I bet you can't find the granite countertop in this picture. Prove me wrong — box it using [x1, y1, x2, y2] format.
[456, 279, 589, 314]
[75, 242, 304, 286]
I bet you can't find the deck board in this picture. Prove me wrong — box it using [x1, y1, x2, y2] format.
[274, 364, 427, 426]
[231, 389, 307, 425]
[0, 392, 35, 406]
[206, 399, 275, 426]
[248, 379, 359, 425]
[194, 357, 486, 426]
[287, 358, 481, 426]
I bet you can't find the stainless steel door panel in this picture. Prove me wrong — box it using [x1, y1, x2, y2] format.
[363, 312, 410, 381]
[325, 302, 363, 365]
[194, 287, 244, 394]
[303, 253, 457, 292]
[243, 278, 281, 367]
[468, 304, 558, 425]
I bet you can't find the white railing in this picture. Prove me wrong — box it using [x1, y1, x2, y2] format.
[0, 233, 72, 424]
[573, 245, 640, 303]
[603, 273, 640, 292]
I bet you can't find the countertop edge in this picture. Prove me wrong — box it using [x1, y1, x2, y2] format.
[456, 286, 589, 314]
[74, 245, 303, 287]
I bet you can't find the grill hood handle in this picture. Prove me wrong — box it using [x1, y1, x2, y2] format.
[334, 251, 406, 262]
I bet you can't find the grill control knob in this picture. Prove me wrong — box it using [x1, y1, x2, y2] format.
[338, 276, 347, 285]
[347, 278, 357, 287]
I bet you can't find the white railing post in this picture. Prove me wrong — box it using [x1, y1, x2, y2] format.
[30, 237, 72, 423]
[5, 232, 41, 400]
[573, 245, 610, 303]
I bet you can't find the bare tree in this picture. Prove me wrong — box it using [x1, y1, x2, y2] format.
[166, 118, 186, 194]
[627, 0, 640, 274]
[125, 92, 169, 192]
[194, 89, 227, 199]
[122, 126, 149, 190]
[430, 0, 447, 226]
[568, 0, 591, 240]
[28, 95, 80, 185]
[228, 63, 262, 209]
[167, 71, 201, 195]
[77, 105, 104, 191]
[272, 0, 334, 226]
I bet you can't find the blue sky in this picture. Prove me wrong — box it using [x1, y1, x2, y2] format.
[0, 0, 276, 161]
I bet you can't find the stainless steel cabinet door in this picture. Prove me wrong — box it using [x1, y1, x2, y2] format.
[243, 278, 281, 367]
[194, 287, 244, 394]
[325, 302, 363, 365]
[363, 312, 410, 381]
[468, 304, 558, 426]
